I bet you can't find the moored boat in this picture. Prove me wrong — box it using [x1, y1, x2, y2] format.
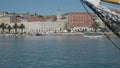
[83, 32, 102, 39]
[35, 33, 42, 36]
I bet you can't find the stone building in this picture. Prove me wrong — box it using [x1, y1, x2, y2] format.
[9, 10, 67, 34]
[0, 16, 10, 24]
[67, 12, 94, 32]
[57, 9, 62, 21]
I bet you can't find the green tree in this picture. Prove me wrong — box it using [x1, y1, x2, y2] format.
[0, 23, 6, 33]
[13, 23, 18, 34]
[7, 25, 12, 33]
[19, 24, 25, 33]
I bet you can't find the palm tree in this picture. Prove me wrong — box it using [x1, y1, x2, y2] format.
[0, 23, 6, 33]
[13, 23, 18, 34]
[19, 24, 25, 33]
[7, 25, 12, 33]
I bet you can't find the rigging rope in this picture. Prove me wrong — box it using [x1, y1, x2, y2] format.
[80, 0, 120, 49]
[103, 3, 120, 9]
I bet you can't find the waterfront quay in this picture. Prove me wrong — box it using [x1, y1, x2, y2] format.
[0, 32, 83, 37]
[0, 10, 101, 35]
[0, 32, 115, 39]
[1, 9, 119, 37]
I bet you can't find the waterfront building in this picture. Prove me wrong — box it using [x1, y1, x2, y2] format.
[0, 16, 10, 24]
[8, 10, 67, 34]
[10, 18, 21, 23]
[9, 21, 66, 34]
[67, 12, 93, 32]
[0, 10, 67, 34]
[0, 12, 4, 17]
[28, 15, 45, 22]
[20, 13, 31, 22]
[44, 15, 56, 22]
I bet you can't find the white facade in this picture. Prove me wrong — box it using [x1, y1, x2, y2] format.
[70, 27, 93, 32]
[57, 9, 62, 21]
[0, 12, 5, 17]
[10, 21, 66, 34]
[0, 17, 10, 24]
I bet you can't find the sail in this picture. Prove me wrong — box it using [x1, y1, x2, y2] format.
[86, 0, 101, 6]
[103, 0, 120, 4]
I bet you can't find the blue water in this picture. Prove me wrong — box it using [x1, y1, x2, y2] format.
[0, 36, 120, 68]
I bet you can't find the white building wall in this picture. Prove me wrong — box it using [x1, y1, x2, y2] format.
[0, 17, 10, 24]
[9, 21, 66, 33]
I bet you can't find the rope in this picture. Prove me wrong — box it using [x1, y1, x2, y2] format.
[80, 0, 120, 49]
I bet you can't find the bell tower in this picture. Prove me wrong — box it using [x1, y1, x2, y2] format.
[57, 9, 62, 21]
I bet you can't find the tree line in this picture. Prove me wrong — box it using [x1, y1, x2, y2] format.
[0, 23, 25, 34]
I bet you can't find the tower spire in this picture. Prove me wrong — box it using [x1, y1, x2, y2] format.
[57, 8, 62, 21]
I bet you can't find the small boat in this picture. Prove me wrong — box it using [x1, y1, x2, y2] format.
[35, 33, 42, 36]
[83, 32, 102, 39]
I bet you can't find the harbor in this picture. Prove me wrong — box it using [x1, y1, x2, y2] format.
[0, 0, 120, 68]
[0, 36, 120, 68]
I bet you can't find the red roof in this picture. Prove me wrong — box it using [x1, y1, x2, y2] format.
[68, 12, 90, 14]
[28, 16, 45, 22]
[10, 19, 21, 23]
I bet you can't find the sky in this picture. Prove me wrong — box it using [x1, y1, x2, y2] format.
[0, 0, 87, 16]
[0, 0, 119, 16]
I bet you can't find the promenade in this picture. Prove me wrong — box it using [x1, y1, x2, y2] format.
[0, 32, 116, 38]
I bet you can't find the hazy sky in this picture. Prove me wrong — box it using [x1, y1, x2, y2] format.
[0, 0, 87, 15]
[0, 0, 119, 15]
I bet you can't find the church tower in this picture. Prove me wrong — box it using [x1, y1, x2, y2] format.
[57, 9, 62, 21]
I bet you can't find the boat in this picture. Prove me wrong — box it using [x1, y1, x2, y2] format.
[81, 0, 120, 48]
[83, 32, 102, 39]
[35, 33, 42, 36]
[82, 0, 120, 37]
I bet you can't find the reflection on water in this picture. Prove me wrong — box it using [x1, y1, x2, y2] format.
[0, 36, 120, 68]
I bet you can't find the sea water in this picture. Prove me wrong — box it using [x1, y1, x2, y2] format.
[0, 36, 120, 68]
